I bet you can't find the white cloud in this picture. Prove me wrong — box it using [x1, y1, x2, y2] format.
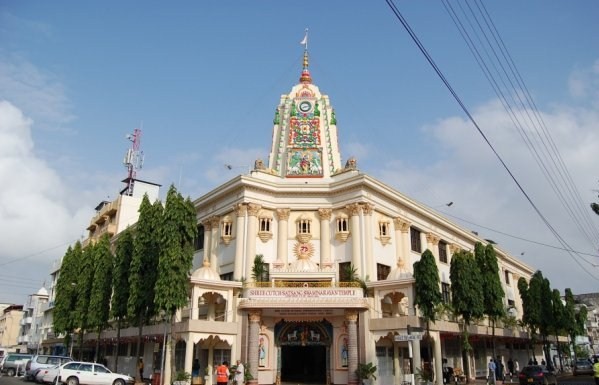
[376, 77, 599, 294]
[0, 51, 75, 131]
[0, 101, 90, 301]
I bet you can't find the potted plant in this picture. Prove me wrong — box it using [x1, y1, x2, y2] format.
[355, 362, 377, 385]
[173, 370, 192, 385]
[415, 366, 434, 385]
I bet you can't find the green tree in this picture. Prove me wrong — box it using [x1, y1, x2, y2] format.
[154, 186, 197, 385]
[251, 254, 268, 282]
[88, 234, 114, 362]
[450, 249, 484, 380]
[155, 186, 197, 316]
[111, 228, 134, 371]
[74, 242, 97, 359]
[550, 289, 565, 371]
[128, 195, 163, 367]
[475, 243, 505, 358]
[54, 242, 83, 354]
[413, 249, 442, 378]
[538, 277, 554, 367]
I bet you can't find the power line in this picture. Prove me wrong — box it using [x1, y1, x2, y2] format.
[383, 0, 599, 283]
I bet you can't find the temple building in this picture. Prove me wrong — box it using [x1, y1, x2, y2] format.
[178, 45, 536, 385]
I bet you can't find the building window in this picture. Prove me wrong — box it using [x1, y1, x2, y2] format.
[377, 263, 390, 280]
[258, 215, 273, 242]
[410, 227, 422, 253]
[194, 225, 204, 250]
[442, 283, 451, 304]
[379, 221, 389, 236]
[296, 214, 312, 242]
[335, 214, 350, 242]
[222, 220, 232, 237]
[438, 241, 448, 263]
[504, 270, 510, 285]
[339, 262, 352, 282]
[220, 272, 233, 281]
[378, 220, 391, 245]
[221, 216, 233, 245]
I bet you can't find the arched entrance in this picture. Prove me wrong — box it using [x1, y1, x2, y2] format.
[275, 320, 332, 385]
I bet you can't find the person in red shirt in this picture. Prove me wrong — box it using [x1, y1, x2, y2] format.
[216, 361, 230, 385]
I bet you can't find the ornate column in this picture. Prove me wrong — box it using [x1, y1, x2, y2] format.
[245, 204, 261, 281]
[362, 203, 374, 279]
[184, 337, 194, 379]
[346, 203, 362, 275]
[318, 208, 332, 269]
[234, 204, 247, 280]
[202, 219, 213, 265]
[275, 208, 290, 267]
[210, 216, 221, 270]
[425, 232, 440, 259]
[247, 310, 262, 385]
[346, 310, 360, 385]
[393, 343, 401, 385]
[394, 217, 411, 273]
[432, 331, 443, 385]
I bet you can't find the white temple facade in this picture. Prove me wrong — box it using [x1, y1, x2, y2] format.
[178, 48, 536, 385]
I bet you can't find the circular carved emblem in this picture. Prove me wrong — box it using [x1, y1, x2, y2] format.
[294, 242, 314, 260]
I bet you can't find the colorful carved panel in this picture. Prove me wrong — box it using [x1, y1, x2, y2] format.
[275, 320, 332, 346]
[288, 116, 321, 148]
[287, 149, 323, 177]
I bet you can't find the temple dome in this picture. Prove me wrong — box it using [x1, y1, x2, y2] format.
[191, 260, 221, 280]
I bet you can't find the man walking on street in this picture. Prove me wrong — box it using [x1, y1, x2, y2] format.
[234, 360, 245, 385]
[592, 357, 599, 385]
[216, 361, 229, 385]
[488, 358, 496, 385]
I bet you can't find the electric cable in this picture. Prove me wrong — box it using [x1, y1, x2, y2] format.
[384, 0, 599, 282]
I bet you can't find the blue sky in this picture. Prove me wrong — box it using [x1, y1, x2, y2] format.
[1, 1, 599, 304]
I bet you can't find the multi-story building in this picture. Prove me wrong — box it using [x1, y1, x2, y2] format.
[78, 48, 538, 385]
[17, 287, 49, 353]
[573, 293, 599, 355]
[0, 305, 24, 354]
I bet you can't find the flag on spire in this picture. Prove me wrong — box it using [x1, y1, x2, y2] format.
[300, 29, 308, 50]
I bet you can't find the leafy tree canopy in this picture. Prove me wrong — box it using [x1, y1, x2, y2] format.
[413, 249, 442, 323]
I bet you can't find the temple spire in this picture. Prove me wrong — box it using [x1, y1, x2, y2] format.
[299, 28, 312, 84]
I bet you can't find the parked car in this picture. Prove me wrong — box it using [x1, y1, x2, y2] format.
[57, 361, 134, 385]
[0, 353, 34, 376]
[573, 358, 593, 376]
[35, 365, 60, 384]
[25, 355, 73, 381]
[518, 365, 557, 385]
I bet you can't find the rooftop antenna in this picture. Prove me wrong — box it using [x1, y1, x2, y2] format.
[123, 126, 144, 196]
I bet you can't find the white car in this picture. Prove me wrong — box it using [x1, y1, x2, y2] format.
[58, 361, 134, 385]
[35, 365, 59, 384]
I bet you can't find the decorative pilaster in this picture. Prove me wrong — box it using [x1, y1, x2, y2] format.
[184, 337, 194, 378]
[210, 216, 220, 270]
[426, 232, 440, 259]
[276, 208, 290, 267]
[245, 203, 261, 281]
[362, 203, 374, 279]
[394, 217, 411, 273]
[202, 219, 213, 265]
[318, 208, 332, 268]
[346, 203, 362, 275]
[346, 310, 360, 385]
[247, 310, 262, 385]
[234, 204, 247, 280]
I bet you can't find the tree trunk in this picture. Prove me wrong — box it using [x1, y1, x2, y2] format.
[95, 329, 101, 363]
[78, 331, 84, 360]
[136, 316, 144, 382]
[491, 318, 496, 360]
[170, 313, 177, 380]
[115, 318, 121, 372]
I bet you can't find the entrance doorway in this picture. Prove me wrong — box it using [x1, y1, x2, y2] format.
[281, 345, 326, 384]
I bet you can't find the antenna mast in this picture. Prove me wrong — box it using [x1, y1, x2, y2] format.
[123, 128, 144, 196]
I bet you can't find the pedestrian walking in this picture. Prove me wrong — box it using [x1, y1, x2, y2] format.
[234, 360, 245, 385]
[216, 361, 230, 385]
[496, 356, 504, 384]
[488, 358, 496, 385]
[593, 357, 599, 385]
[507, 358, 514, 382]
